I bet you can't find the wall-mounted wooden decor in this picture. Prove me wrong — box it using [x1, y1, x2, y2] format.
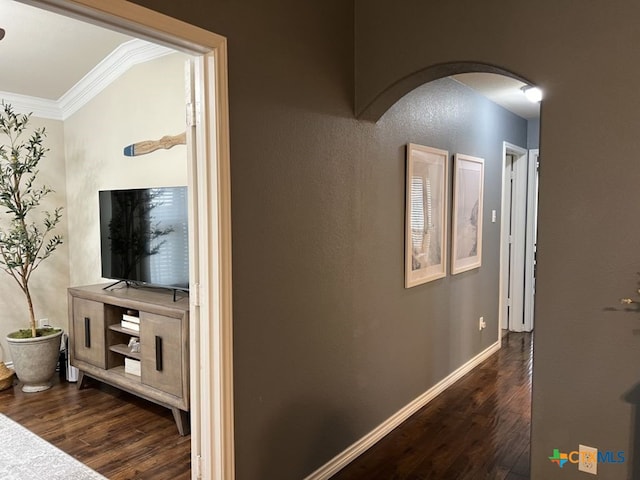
[123, 132, 186, 157]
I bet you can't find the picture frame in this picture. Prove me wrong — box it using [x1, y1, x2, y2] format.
[451, 153, 484, 274]
[405, 144, 448, 288]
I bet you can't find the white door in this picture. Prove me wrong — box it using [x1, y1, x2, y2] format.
[499, 143, 529, 332]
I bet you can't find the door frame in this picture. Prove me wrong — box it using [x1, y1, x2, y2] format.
[523, 149, 540, 331]
[18, 1, 234, 479]
[499, 142, 528, 333]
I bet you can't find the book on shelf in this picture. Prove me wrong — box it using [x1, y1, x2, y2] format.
[124, 357, 141, 376]
[121, 320, 140, 332]
[122, 313, 140, 323]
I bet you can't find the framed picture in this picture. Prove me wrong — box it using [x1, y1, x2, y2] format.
[405, 144, 448, 288]
[451, 153, 484, 274]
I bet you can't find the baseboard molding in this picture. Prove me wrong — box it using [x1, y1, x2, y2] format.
[304, 340, 501, 480]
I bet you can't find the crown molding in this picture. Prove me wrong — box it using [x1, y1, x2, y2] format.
[59, 39, 174, 119]
[0, 39, 174, 121]
[0, 91, 62, 120]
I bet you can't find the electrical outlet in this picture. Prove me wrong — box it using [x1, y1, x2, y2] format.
[38, 318, 49, 328]
[479, 317, 487, 331]
[579, 444, 598, 475]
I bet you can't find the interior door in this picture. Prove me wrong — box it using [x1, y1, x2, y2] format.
[500, 144, 529, 333]
[502, 154, 515, 330]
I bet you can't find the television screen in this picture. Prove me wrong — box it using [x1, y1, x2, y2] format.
[99, 187, 189, 290]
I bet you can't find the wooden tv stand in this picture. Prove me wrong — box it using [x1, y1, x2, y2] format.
[68, 283, 190, 435]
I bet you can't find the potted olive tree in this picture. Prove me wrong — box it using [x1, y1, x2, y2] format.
[0, 102, 63, 392]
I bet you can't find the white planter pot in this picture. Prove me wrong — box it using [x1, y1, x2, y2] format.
[6, 330, 63, 393]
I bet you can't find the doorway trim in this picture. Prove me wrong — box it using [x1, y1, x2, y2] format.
[18, 1, 234, 479]
[523, 149, 539, 331]
[499, 142, 528, 333]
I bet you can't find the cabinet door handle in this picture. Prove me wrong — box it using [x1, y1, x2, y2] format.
[84, 317, 91, 348]
[155, 336, 163, 372]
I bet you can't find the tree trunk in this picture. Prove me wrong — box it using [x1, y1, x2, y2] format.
[25, 287, 36, 337]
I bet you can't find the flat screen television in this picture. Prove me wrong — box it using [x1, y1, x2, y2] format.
[99, 186, 189, 291]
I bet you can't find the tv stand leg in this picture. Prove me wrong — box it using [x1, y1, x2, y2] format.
[171, 407, 190, 436]
[77, 371, 92, 390]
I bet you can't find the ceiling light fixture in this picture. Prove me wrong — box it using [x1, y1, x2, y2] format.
[0, 28, 5, 41]
[521, 85, 543, 103]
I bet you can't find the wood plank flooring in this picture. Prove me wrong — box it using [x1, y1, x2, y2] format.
[0, 375, 190, 480]
[330, 332, 532, 480]
[0, 332, 530, 480]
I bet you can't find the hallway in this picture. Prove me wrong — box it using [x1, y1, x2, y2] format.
[331, 332, 532, 480]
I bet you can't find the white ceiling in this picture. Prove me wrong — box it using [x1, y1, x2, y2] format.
[0, 1, 539, 120]
[0, 0, 131, 100]
[453, 73, 540, 120]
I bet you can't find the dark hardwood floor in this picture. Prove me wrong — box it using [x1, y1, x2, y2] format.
[330, 332, 532, 480]
[0, 375, 190, 480]
[0, 333, 530, 480]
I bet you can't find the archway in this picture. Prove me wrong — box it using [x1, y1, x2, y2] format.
[357, 62, 535, 122]
[375, 65, 541, 335]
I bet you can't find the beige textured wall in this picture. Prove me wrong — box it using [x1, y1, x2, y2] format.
[63, 52, 189, 287]
[0, 116, 70, 362]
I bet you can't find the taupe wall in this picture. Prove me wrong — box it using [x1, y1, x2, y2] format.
[130, 2, 531, 478]
[355, 1, 640, 479]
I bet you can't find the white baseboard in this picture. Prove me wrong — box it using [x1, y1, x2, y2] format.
[304, 340, 501, 480]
